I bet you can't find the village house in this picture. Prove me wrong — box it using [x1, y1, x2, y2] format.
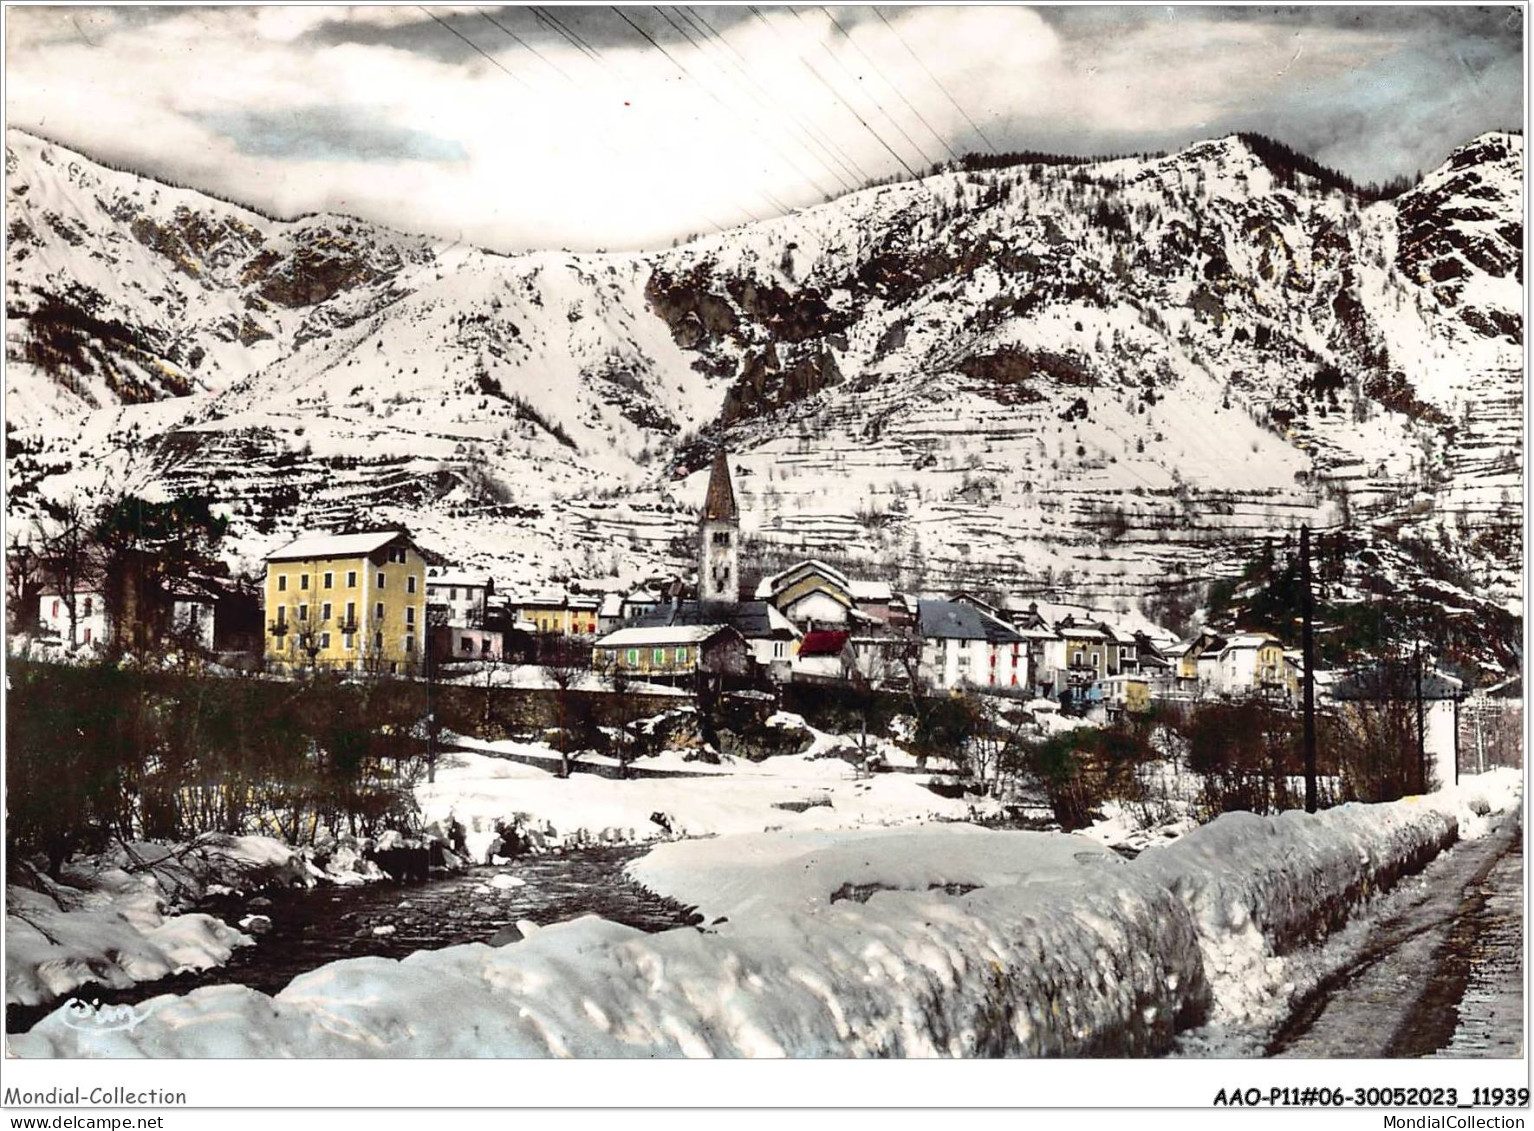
[510, 591, 599, 636]
[591, 623, 749, 682]
[263, 530, 427, 675]
[37, 564, 259, 662]
[515, 592, 569, 635]
[430, 624, 506, 664]
[1328, 664, 1465, 792]
[566, 594, 600, 635]
[597, 593, 625, 634]
[1097, 673, 1152, 717]
[754, 559, 894, 628]
[36, 577, 109, 649]
[1058, 618, 1112, 688]
[792, 629, 855, 683]
[915, 599, 1028, 691]
[1173, 630, 1227, 693]
[620, 587, 663, 623]
[1211, 632, 1293, 700]
[425, 568, 493, 627]
[626, 599, 801, 682]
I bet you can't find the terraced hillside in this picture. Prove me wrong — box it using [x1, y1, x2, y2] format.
[4, 127, 1522, 667]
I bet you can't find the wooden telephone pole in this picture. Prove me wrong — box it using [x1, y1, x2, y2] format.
[1301, 524, 1318, 814]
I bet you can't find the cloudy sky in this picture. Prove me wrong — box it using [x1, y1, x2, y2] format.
[5, 5, 1523, 251]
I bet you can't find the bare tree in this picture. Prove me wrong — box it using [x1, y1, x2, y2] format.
[542, 635, 593, 778]
[38, 497, 99, 648]
[6, 528, 42, 634]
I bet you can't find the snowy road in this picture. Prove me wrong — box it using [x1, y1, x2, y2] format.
[1270, 810, 1523, 1058]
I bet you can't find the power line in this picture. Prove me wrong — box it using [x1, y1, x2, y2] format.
[871, 6, 1000, 156]
[818, 6, 959, 166]
[607, 6, 794, 217]
[530, 6, 602, 63]
[495, 5, 765, 231]
[418, 7, 531, 90]
[747, 5, 933, 196]
[683, 5, 871, 192]
[789, 6, 942, 173]
[478, 7, 574, 82]
[647, 5, 842, 201]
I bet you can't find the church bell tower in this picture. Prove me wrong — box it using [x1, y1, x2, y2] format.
[698, 449, 740, 603]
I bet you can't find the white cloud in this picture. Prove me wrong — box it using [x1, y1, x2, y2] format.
[3, 5, 1517, 250]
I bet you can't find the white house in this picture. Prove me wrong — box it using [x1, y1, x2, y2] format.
[597, 592, 626, 634]
[1212, 632, 1293, 699]
[916, 599, 1028, 691]
[37, 586, 109, 648]
[425, 568, 493, 627]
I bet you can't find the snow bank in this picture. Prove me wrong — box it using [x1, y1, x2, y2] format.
[5, 833, 376, 1008]
[11, 828, 1209, 1058]
[6, 869, 251, 1009]
[1132, 771, 1522, 1021]
[1430, 767, 1522, 840]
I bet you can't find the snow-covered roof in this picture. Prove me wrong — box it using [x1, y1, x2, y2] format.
[599, 593, 624, 617]
[266, 530, 407, 562]
[426, 570, 492, 589]
[754, 559, 850, 599]
[1218, 632, 1282, 653]
[596, 624, 733, 648]
[917, 600, 1023, 643]
[849, 579, 893, 602]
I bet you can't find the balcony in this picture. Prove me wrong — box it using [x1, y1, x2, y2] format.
[267, 621, 288, 636]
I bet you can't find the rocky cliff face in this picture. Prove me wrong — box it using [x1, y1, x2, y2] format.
[5, 127, 1522, 667]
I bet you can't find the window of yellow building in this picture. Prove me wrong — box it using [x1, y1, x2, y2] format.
[377, 572, 386, 589]
[653, 647, 666, 665]
[323, 572, 333, 589]
[278, 575, 287, 592]
[677, 647, 690, 664]
[322, 602, 332, 620]
[626, 649, 639, 666]
[347, 571, 357, 587]
[300, 574, 309, 590]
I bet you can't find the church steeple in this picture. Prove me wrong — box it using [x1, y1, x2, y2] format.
[701, 448, 738, 523]
[698, 449, 740, 602]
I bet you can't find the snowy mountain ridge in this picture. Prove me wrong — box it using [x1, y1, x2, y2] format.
[4, 127, 1523, 663]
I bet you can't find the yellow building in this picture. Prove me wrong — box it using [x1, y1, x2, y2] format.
[264, 530, 427, 675]
[515, 593, 600, 636]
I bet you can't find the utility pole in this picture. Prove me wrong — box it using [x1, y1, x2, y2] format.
[1414, 633, 1426, 794]
[1300, 524, 1317, 814]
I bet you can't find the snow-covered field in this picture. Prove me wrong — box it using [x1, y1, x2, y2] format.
[418, 745, 986, 862]
[9, 770, 1518, 1058]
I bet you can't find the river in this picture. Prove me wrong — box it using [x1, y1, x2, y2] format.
[5, 846, 698, 1035]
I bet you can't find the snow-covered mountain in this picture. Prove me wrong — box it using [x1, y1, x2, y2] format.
[5, 127, 1522, 660]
